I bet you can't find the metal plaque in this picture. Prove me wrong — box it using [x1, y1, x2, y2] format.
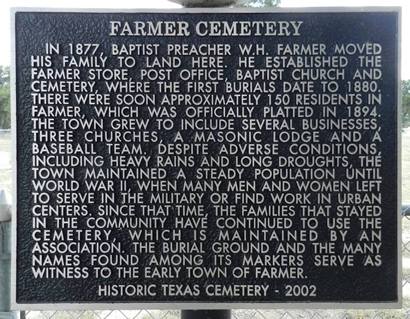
[12, 8, 401, 309]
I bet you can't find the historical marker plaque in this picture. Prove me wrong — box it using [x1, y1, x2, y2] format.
[12, 8, 400, 309]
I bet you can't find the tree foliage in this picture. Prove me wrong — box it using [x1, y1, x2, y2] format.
[403, 80, 410, 128]
[0, 66, 10, 129]
[236, 0, 280, 7]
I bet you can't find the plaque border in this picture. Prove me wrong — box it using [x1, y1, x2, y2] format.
[10, 6, 402, 310]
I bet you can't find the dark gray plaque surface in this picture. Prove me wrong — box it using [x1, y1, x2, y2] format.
[12, 8, 400, 309]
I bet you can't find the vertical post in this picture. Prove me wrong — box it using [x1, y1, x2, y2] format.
[0, 190, 14, 319]
[172, 1, 234, 319]
[181, 310, 231, 319]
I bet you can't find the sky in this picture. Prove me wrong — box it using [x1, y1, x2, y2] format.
[0, 0, 408, 79]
